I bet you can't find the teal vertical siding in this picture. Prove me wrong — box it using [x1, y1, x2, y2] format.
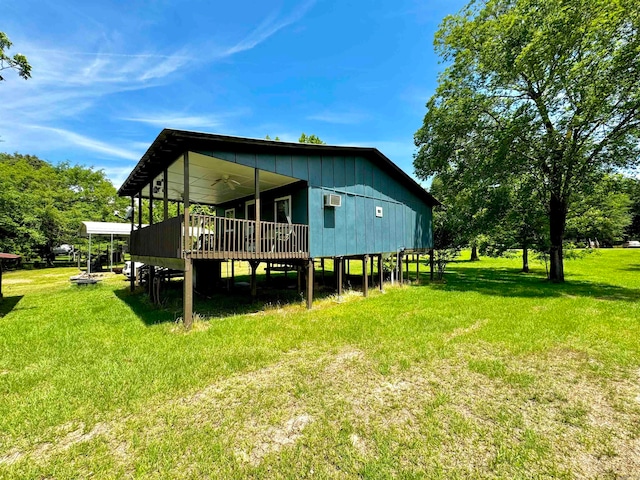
[275, 154, 292, 177]
[194, 149, 433, 258]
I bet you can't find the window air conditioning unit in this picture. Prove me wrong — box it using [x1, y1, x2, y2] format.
[324, 194, 342, 207]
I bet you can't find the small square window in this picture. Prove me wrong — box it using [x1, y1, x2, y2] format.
[375, 206, 383, 217]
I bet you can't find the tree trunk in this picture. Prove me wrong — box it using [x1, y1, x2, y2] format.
[549, 193, 568, 282]
[522, 244, 529, 273]
[470, 245, 479, 261]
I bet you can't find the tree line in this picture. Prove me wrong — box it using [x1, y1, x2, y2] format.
[0, 153, 129, 261]
[429, 171, 639, 275]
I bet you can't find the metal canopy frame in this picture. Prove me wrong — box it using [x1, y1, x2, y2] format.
[79, 222, 144, 273]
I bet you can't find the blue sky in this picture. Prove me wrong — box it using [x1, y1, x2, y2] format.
[1, 0, 467, 187]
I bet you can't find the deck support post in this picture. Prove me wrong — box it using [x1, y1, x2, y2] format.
[148, 182, 155, 301]
[378, 254, 383, 290]
[306, 258, 314, 309]
[184, 258, 193, 328]
[363, 255, 369, 297]
[398, 251, 403, 285]
[336, 257, 343, 295]
[370, 255, 374, 286]
[182, 151, 192, 328]
[405, 254, 409, 283]
[430, 248, 435, 281]
[254, 169, 261, 254]
[343, 257, 348, 288]
[249, 260, 259, 298]
[130, 195, 135, 292]
[416, 253, 420, 284]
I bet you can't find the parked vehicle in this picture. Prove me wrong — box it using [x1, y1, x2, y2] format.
[623, 240, 640, 248]
[123, 261, 182, 283]
[123, 261, 144, 279]
[53, 244, 73, 255]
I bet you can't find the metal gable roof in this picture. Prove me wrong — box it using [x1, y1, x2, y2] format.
[79, 222, 147, 237]
[117, 129, 440, 207]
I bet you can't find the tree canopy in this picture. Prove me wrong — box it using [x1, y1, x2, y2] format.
[299, 133, 325, 144]
[0, 32, 31, 81]
[0, 153, 128, 260]
[414, 0, 640, 282]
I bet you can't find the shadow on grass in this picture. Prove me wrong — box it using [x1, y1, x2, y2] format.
[622, 264, 640, 272]
[114, 273, 341, 326]
[0, 295, 23, 318]
[426, 266, 640, 302]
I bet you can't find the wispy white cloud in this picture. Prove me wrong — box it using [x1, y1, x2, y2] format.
[0, 43, 194, 128]
[307, 110, 370, 125]
[122, 113, 223, 130]
[29, 48, 193, 60]
[96, 165, 138, 189]
[0, 0, 314, 181]
[26, 125, 141, 161]
[224, 0, 316, 56]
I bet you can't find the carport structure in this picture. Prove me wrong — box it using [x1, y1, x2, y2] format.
[79, 222, 145, 273]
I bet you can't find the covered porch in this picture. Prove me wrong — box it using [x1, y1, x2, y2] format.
[120, 144, 311, 327]
[127, 150, 309, 263]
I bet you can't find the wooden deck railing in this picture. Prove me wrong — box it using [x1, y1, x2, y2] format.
[187, 214, 308, 259]
[130, 214, 309, 260]
[130, 216, 183, 259]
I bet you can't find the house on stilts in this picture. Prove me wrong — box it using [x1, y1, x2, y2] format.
[117, 129, 439, 326]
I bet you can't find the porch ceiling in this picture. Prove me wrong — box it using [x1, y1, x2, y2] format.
[139, 152, 300, 205]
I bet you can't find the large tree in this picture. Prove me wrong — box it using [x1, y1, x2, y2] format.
[414, 0, 640, 282]
[0, 32, 31, 81]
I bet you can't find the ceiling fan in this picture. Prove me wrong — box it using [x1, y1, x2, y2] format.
[211, 174, 241, 191]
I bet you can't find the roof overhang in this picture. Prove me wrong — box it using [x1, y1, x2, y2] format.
[118, 129, 441, 207]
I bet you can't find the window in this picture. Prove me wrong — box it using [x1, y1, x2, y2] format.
[224, 208, 235, 218]
[245, 200, 256, 221]
[274, 195, 292, 223]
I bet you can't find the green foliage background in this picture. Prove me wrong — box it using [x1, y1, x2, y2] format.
[0, 153, 129, 259]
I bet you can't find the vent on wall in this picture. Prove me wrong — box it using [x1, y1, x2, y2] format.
[324, 194, 342, 207]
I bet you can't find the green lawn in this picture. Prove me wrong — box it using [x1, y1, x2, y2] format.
[1, 250, 639, 478]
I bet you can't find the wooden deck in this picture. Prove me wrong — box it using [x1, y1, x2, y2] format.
[130, 214, 309, 262]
